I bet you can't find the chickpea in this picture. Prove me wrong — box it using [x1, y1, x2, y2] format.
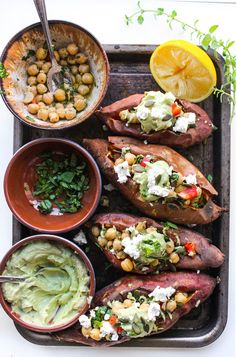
[35, 61, 44, 69]
[121, 258, 134, 272]
[28, 85, 37, 96]
[27, 64, 39, 76]
[35, 94, 43, 103]
[38, 101, 46, 109]
[42, 62, 52, 73]
[23, 92, 34, 104]
[74, 94, 84, 102]
[175, 185, 186, 193]
[116, 251, 127, 259]
[37, 83, 47, 94]
[37, 71, 47, 84]
[123, 299, 133, 308]
[113, 238, 122, 251]
[67, 56, 76, 65]
[150, 259, 159, 267]
[56, 107, 65, 119]
[75, 74, 82, 84]
[54, 50, 60, 62]
[125, 152, 136, 165]
[60, 59, 68, 66]
[115, 158, 124, 166]
[89, 328, 101, 341]
[135, 221, 146, 232]
[48, 107, 56, 113]
[166, 300, 177, 312]
[27, 103, 39, 114]
[106, 241, 113, 249]
[55, 102, 64, 109]
[71, 65, 78, 75]
[139, 303, 149, 312]
[27, 76, 37, 86]
[37, 108, 49, 121]
[78, 84, 90, 96]
[36, 47, 47, 60]
[112, 301, 123, 314]
[98, 236, 107, 247]
[66, 103, 74, 108]
[74, 98, 87, 112]
[49, 112, 59, 123]
[175, 292, 188, 305]
[79, 64, 90, 74]
[54, 88, 66, 102]
[42, 92, 54, 105]
[82, 73, 94, 85]
[58, 47, 68, 59]
[105, 227, 117, 240]
[146, 227, 156, 233]
[81, 327, 91, 338]
[75, 53, 88, 64]
[169, 252, 180, 264]
[65, 107, 76, 120]
[67, 43, 79, 56]
[91, 225, 100, 237]
[175, 173, 184, 187]
[166, 240, 175, 254]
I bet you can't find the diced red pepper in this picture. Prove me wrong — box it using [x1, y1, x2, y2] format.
[172, 103, 182, 116]
[185, 242, 196, 256]
[140, 156, 151, 167]
[178, 185, 198, 200]
[115, 326, 123, 334]
[109, 315, 117, 325]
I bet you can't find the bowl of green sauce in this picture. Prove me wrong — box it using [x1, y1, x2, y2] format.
[4, 138, 102, 233]
[0, 234, 95, 332]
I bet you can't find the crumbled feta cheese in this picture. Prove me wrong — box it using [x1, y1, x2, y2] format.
[184, 112, 196, 125]
[90, 310, 96, 318]
[100, 321, 117, 340]
[173, 112, 196, 133]
[126, 226, 138, 234]
[79, 315, 91, 328]
[151, 107, 165, 119]
[111, 332, 119, 341]
[122, 234, 144, 260]
[103, 183, 116, 192]
[184, 174, 197, 185]
[149, 286, 176, 302]
[137, 107, 150, 120]
[114, 161, 131, 183]
[121, 147, 131, 155]
[147, 164, 172, 197]
[73, 230, 87, 245]
[195, 299, 201, 308]
[196, 270, 200, 274]
[104, 313, 110, 320]
[148, 185, 171, 197]
[148, 302, 161, 321]
[144, 140, 148, 145]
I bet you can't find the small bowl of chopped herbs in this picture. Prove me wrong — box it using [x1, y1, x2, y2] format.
[4, 138, 102, 233]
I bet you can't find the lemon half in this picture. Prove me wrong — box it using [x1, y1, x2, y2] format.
[150, 40, 217, 102]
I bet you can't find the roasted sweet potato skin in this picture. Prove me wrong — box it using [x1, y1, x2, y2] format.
[87, 213, 224, 273]
[53, 272, 216, 346]
[83, 137, 224, 225]
[96, 94, 213, 148]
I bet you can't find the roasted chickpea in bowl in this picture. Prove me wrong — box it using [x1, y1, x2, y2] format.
[0, 20, 109, 129]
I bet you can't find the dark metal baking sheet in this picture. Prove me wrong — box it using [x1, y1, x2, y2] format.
[12, 44, 230, 347]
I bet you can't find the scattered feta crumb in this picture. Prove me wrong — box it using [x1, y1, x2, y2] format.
[172, 112, 196, 133]
[114, 161, 131, 183]
[100, 321, 118, 341]
[151, 107, 165, 119]
[122, 234, 144, 260]
[104, 313, 110, 321]
[90, 310, 96, 318]
[149, 286, 176, 302]
[148, 302, 161, 321]
[195, 299, 201, 308]
[103, 183, 116, 192]
[196, 270, 200, 274]
[73, 230, 87, 245]
[184, 174, 197, 185]
[102, 124, 108, 131]
[79, 314, 91, 328]
[144, 140, 148, 145]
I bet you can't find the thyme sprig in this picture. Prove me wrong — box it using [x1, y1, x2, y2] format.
[125, 2, 236, 121]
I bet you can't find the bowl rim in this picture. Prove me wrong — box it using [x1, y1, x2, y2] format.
[0, 19, 110, 130]
[0, 234, 96, 333]
[3, 137, 102, 233]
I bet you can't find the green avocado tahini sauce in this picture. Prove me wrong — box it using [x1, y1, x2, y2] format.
[2, 241, 90, 327]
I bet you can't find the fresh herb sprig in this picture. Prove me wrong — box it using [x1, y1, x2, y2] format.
[33, 152, 89, 214]
[0, 62, 9, 79]
[125, 1, 236, 121]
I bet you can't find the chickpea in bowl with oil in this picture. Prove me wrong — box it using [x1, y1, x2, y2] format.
[24, 42, 94, 123]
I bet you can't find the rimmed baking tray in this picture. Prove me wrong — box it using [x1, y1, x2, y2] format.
[12, 45, 230, 347]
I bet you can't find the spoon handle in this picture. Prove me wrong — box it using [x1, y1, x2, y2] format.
[0, 276, 25, 283]
[33, 0, 57, 65]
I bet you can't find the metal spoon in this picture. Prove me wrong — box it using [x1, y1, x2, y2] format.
[33, 0, 71, 92]
[0, 276, 26, 283]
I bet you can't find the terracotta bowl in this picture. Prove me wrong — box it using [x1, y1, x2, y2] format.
[0, 234, 96, 333]
[4, 138, 102, 233]
[0, 20, 109, 129]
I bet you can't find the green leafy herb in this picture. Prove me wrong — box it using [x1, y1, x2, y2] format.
[26, 115, 35, 122]
[207, 174, 213, 183]
[33, 152, 89, 214]
[0, 62, 9, 78]
[125, 1, 236, 121]
[163, 221, 178, 230]
[22, 49, 36, 61]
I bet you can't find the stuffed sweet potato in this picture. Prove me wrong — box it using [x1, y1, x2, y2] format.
[96, 91, 213, 148]
[87, 213, 224, 274]
[54, 272, 216, 346]
[83, 136, 224, 225]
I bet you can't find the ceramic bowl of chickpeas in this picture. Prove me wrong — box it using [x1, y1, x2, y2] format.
[0, 20, 109, 129]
